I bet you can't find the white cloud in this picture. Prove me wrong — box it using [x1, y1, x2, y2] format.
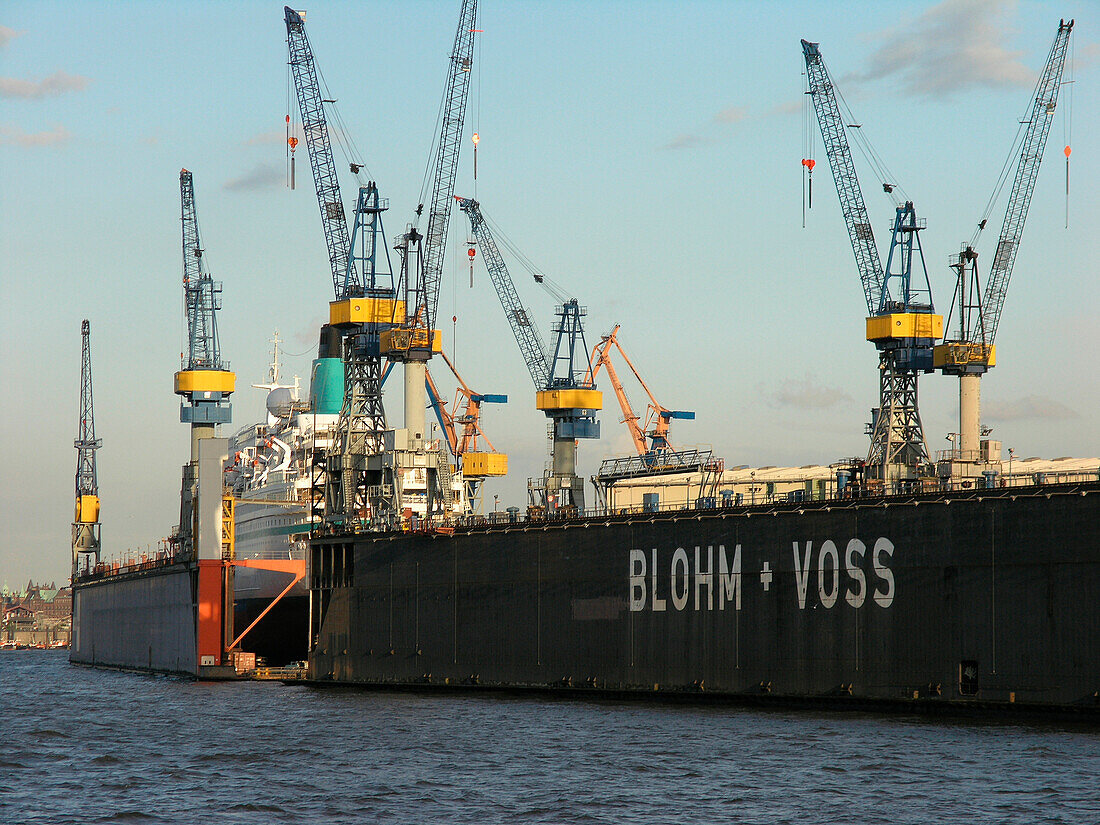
[983, 395, 1079, 422]
[855, 0, 1033, 97]
[0, 70, 90, 99]
[770, 97, 804, 117]
[768, 375, 852, 410]
[658, 132, 710, 151]
[712, 105, 747, 125]
[660, 101, 753, 149]
[0, 26, 24, 48]
[0, 124, 71, 147]
[223, 162, 283, 192]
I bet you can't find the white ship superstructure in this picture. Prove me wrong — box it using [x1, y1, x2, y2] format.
[225, 335, 469, 601]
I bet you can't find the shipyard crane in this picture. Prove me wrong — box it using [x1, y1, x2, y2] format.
[286, 7, 399, 527]
[802, 39, 942, 490]
[175, 170, 234, 440]
[457, 196, 602, 513]
[382, 0, 478, 455]
[587, 325, 694, 457]
[425, 350, 507, 511]
[72, 320, 102, 577]
[934, 20, 1074, 480]
[174, 170, 235, 568]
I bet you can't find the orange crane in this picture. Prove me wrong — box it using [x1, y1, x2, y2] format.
[587, 325, 694, 457]
[425, 350, 507, 511]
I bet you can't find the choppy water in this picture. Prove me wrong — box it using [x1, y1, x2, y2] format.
[2, 652, 1098, 824]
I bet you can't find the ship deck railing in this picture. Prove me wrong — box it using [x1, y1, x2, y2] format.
[74, 550, 192, 584]
[308, 472, 1100, 538]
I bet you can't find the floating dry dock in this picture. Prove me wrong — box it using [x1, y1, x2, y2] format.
[308, 480, 1100, 714]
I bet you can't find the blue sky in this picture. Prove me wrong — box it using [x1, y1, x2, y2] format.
[2, 0, 1097, 587]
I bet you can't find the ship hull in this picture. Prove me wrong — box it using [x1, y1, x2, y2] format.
[310, 482, 1100, 713]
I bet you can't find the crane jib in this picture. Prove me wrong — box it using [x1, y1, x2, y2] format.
[801, 39, 883, 316]
[457, 197, 551, 389]
[179, 171, 224, 373]
[418, 0, 478, 333]
[975, 20, 1073, 347]
[285, 6, 357, 300]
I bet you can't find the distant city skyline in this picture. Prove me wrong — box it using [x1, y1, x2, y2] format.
[2, 0, 1097, 586]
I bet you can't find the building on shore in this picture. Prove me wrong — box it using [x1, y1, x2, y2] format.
[1, 581, 72, 648]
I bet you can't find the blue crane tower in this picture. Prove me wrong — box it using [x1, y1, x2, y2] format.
[72, 319, 102, 576]
[175, 170, 234, 446]
[285, 7, 399, 528]
[457, 197, 602, 514]
[934, 20, 1073, 480]
[802, 40, 942, 490]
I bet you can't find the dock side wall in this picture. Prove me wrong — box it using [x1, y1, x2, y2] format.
[71, 564, 197, 676]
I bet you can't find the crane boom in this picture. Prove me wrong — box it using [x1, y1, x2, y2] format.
[285, 7, 357, 299]
[75, 319, 101, 500]
[419, 0, 478, 329]
[456, 197, 550, 388]
[802, 39, 883, 316]
[588, 325, 695, 456]
[591, 341, 646, 456]
[978, 19, 1073, 345]
[179, 170, 225, 372]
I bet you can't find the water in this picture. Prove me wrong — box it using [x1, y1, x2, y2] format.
[2, 652, 1098, 824]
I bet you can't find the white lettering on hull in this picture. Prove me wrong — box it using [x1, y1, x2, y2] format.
[630, 538, 894, 612]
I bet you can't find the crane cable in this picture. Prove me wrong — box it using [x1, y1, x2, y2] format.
[1063, 36, 1074, 229]
[830, 80, 909, 206]
[480, 210, 571, 305]
[968, 119, 1024, 248]
[968, 35, 1069, 248]
[415, 62, 450, 226]
[801, 67, 815, 227]
[313, 60, 372, 185]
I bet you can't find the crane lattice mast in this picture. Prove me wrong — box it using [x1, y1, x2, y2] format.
[935, 20, 1074, 475]
[72, 319, 102, 575]
[381, 0, 478, 464]
[419, 0, 478, 332]
[802, 39, 942, 488]
[801, 41, 883, 317]
[588, 325, 695, 457]
[981, 20, 1073, 345]
[173, 170, 234, 567]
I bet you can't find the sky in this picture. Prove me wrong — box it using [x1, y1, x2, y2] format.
[2, 0, 1098, 588]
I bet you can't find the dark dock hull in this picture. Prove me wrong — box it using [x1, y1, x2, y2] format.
[310, 482, 1100, 713]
